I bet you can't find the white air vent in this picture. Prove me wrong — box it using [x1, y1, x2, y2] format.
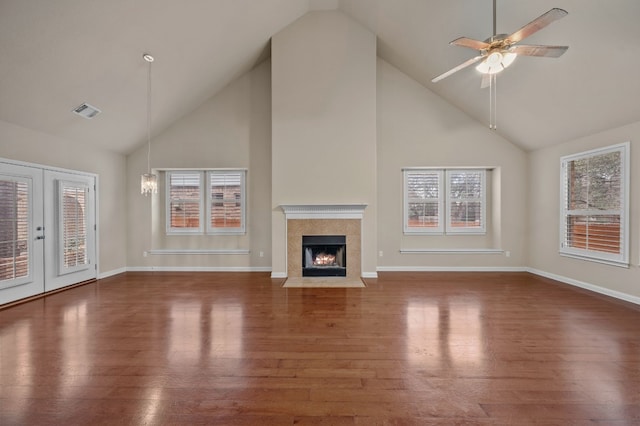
[72, 103, 101, 119]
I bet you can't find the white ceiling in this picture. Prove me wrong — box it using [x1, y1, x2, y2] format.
[1, 0, 639, 154]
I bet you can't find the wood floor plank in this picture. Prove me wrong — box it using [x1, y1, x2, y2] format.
[1, 271, 640, 424]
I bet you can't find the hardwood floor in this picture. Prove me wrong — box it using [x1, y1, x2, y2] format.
[1, 271, 639, 425]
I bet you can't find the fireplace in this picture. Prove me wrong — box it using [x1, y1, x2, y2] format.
[280, 205, 366, 279]
[302, 235, 346, 277]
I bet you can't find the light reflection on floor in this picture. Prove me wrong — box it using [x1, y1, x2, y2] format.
[406, 299, 483, 371]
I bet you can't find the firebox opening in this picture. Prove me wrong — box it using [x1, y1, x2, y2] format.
[302, 235, 346, 277]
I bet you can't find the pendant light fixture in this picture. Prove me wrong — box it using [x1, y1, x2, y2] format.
[141, 53, 157, 195]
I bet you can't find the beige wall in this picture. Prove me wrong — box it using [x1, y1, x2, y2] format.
[528, 121, 640, 300]
[126, 60, 272, 269]
[0, 119, 127, 276]
[376, 59, 528, 269]
[271, 11, 377, 276]
[3, 8, 637, 305]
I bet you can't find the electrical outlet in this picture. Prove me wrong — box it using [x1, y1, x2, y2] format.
[259, 251, 264, 257]
[379, 251, 384, 257]
[143, 251, 148, 257]
[505, 251, 511, 257]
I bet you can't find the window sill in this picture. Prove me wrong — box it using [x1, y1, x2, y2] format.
[148, 249, 250, 255]
[400, 248, 503, 254]
[559, 252, 629, 268]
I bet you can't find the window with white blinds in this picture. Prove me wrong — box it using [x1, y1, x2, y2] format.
[404, 168, 486, 234]
[446, 169, 486, 234]
[167, 172, 203, 233]
[404, 170, 443, 233]
[0, 178, 30, 283]
[208, 171, 245, 234]
[560, 143, 629, 266]
[59, 181, 89, 272]
[166, 170, 246, 235]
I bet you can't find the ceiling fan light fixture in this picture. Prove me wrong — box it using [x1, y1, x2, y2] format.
[476, 51, 517, 75]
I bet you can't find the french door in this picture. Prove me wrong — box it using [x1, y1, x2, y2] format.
[0, 160, 96, 305]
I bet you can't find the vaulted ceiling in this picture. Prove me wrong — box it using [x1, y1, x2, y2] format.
[1, 0, 638, 154]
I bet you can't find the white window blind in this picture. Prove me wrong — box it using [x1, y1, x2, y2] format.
[0, 178, 30, 283]
[59, 181, 89, 272]
[404, 170, 443, 233]
[167, 172, 203, 233]
[446, 169, 486, 234]
[165, 170, 246, 235]
[208, 171, 245, 233]
[404, 168, 486, 235]
[560, 143, 629, 266]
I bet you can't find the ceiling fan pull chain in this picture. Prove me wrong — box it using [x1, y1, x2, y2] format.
[489, 74, 497, 130]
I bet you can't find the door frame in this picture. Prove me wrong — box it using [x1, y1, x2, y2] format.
[0, 157, 99, 304]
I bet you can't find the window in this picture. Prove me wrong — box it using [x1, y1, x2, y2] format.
[207, 171, 245, 234]
[167, 171, 203, 233]
[166, 170, 246, 235]
[0, 177, 30, 283]
[404, 170, 444, 233]
[446, 169, 486, 234]
[59, 181, 89, 272]
[560, 143, 629, 266]
[404, 168, 486, 234]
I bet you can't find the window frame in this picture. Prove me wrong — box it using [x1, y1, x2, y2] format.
[206, 170, 246, 235]
[559, 142, 629, 267]
[403, 168, 487, 235]
[57, 179, 90, 275]
[445, 169, 486, 234]
[165, 169, 246, 236]
[403, 169, 444, 234]
[166, 171, 205, 235]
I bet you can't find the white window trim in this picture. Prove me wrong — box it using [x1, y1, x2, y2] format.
[445, 169, 486, 235]
[559, 142, 630, 267]
[166, 171, 205, 235]
[165, 169, 247, 236]
[205, 170, 246, 235]
[403, 169, 444, 234]
[404, 168, 487, 235]
[57, 179, 91, 275]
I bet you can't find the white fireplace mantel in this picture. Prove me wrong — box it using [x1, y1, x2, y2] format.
[280, 204, 367, 220]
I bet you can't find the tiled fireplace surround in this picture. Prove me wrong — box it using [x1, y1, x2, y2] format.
[281, 205, 366, 279]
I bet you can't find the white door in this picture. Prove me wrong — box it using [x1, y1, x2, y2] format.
[44, 170, 96, 292]
[0, 161, 97, 304]
[0, 163, 45, 305]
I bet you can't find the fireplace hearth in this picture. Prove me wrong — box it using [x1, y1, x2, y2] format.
[302, 235, 346, 277]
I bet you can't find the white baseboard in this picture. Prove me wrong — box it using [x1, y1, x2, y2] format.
[527, 268, 640, 306]
[361, 272, 378, 278]
[377, 266, 527, 272]
[98, 267, 127, 279]
[271, 272, 287, 279]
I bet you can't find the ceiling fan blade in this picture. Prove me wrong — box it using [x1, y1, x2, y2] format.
[506, 8, 568, 44]
[510, 44, 568, 58]
[450, 37, 491, 50]
[432, 55, 484, 83]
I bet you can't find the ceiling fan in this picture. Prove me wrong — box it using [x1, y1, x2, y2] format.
[431, 1, 569, 85]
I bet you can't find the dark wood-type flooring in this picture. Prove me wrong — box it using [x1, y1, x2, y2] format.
[1, 272, 639, 425]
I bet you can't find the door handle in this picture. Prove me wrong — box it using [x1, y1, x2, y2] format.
[36, 235, 45, 240]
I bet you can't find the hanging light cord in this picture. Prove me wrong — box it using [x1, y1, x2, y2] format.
[489, 73, 497, 130]
[489, 0, 497, 130]
[146, 57, 153, 174]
